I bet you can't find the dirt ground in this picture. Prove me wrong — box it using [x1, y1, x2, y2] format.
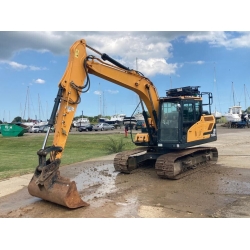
[1, 124, 250, 218]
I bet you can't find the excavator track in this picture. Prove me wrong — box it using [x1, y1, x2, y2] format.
[155, 147, 218, 179]
[114, 147, 147, 173]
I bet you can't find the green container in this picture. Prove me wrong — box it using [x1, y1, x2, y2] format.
[1, 124, 25, 137]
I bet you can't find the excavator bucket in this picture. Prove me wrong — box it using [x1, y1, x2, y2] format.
[28, 149, 89, 209]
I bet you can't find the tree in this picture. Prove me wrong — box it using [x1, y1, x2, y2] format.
[12, 116, 22, 123]
[245, 107, 250, 114]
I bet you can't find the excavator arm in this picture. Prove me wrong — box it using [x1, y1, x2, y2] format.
[28, 39, 161, 208]
[52, 39, 159, 158]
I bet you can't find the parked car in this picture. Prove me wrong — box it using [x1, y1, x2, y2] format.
[42, 125, 55, 133]
[78, 124, 93, 132]
[93, 123, 114, 131]
[135, 120, 145, 130]
[29, 125, 40, 133]
[38, 125, 46, 133]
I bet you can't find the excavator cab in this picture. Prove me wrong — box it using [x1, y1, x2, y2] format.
[134, 86, 217, 149]
[158, 86, 217, 149]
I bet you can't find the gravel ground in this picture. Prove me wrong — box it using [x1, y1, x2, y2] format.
[1, 124, 250, 218]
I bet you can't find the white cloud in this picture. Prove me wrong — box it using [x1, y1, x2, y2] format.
[0, 31, 183, 77]
[138, 58, 179, 76]
[0, 60, 46, 71]
[29, 65, 47, 71]
[8, 61, 27, 70]
[195, 61, 204, 65]
[34, 78, 45, 84]
[94, 90, 102, 95]
[1, 31, 250, 77]
[106, 90, 119, 94]
[187, 60, 205, 65]
[184, 31, 250, 50]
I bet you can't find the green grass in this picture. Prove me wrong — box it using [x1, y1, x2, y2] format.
[0, 133, 136, 180]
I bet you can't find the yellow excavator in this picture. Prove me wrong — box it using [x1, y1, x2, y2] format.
[28, 39, 218, 208]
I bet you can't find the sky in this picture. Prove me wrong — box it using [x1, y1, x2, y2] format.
[2, 30, 250, 122]
[1, 2, 250, 123]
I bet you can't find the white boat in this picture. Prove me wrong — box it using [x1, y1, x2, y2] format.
[123, 116, 137, 126]
[134, 112, 144, 121]
[99, 114, 126, 125]
[212, 110, 222, 120]
[73, 118, 90, 127]
[123, 113, 144, 128]
[36, 121, 48, 126]
[110, 114, 126, 122]
[224, 106, 242, 122]
[21, 122, 35, 127]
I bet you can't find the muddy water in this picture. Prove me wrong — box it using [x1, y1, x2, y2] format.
[1, 126, 250, 218]
[73, 163, 119, 201]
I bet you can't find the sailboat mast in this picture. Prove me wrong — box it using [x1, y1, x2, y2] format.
[232, 82, 235, 106]
[23, 86, 29, 121]
[28, 86, 30, 121]
[38, 94, 40, 121]
[244, 84, 246, 110]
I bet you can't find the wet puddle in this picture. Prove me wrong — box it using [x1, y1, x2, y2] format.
[73, 163, 119, 201]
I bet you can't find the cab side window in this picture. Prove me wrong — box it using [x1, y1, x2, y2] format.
[183, 103, 194, 122]
[183, 101, 201, 122]
[195, 101, 202, 120]
[182, 101, 201, 140]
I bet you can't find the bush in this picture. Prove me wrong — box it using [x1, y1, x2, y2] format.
[104, 136, 127, 153]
